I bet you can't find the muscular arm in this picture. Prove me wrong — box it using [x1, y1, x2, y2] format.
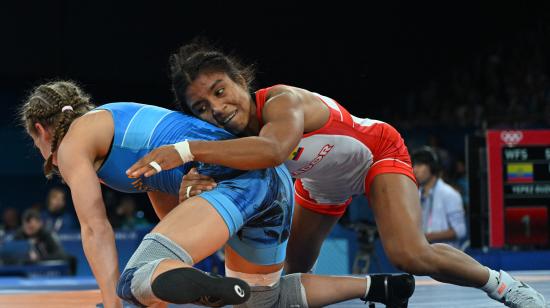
[189, 91, 305, 170]
[127, 88, 319, 177]
[57, 127, 121, 308]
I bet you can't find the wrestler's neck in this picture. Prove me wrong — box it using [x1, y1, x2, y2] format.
[241, 98, 261, 136]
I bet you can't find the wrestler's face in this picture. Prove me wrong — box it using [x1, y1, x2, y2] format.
[30, 126, 51, 160]
[413, 163, 432, 186]
[30, 123, 58, 165]
[185, 72, 252, 135]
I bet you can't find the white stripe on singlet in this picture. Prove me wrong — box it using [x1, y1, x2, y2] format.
[351, 115, 384, 127]
[371, 157, 411, 168]
[146, 111, 174, 148]
[314, 93, 343, 122]
[121, 106, 146, 146]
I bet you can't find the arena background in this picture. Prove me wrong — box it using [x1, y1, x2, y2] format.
[0, 1, 549, 306]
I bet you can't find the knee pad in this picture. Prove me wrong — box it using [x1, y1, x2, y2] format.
[234, 273, 308, 308]
[362, 273, 415, 307]
[116, 233, 194, 307]
[151, 267, 251, 306]
[279, 273, 308, 308]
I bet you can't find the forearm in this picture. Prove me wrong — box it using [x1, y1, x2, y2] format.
[190, 137, 287, 170]
[57, 147, 121, 306]
[81, 223, 121, 307]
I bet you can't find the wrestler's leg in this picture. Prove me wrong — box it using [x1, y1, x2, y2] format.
[370, 174, 547, 306]
[284, 205, 340, 274]
[117, 196, 249, 307]
[147, 191, 178, 220]
[369, 173, 488, 285]
[236, 272, 414, 308]
[301, 273, 414, 308]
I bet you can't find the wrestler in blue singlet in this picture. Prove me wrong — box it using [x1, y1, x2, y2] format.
[96, 103, 293, 265]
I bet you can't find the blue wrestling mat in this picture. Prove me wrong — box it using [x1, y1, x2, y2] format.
[0, 276, 97, 292]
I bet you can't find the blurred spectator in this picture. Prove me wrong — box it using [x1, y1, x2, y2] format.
[427, 134, 453, 177]
[41, 186, 78, 233]
[1, 207, 20, 238]
[29, 202, 43, 212]
[412, 146, 467, 250]
[115, 196, 151, 230]
[13, 209, 67, 263]
[451, 159, 469, 207]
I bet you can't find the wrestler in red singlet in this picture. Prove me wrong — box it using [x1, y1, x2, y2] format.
[255, 86, 416, 216]
[126, 41, 548, 308]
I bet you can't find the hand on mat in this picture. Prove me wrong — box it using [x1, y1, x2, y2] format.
[126, 145, 184, 178]
[179, 168, 217, 203]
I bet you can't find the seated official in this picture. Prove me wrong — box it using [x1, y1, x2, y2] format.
[412, 147, 467, 249]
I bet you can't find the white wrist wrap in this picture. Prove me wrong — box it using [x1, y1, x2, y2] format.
[173, 140, 195, 163]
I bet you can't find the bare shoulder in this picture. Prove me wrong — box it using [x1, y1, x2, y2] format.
[60, 110, 114, 158]
[266, 84, 312, 99]
[71, 110, 113, 138]
[265, 85, 328, 131]
[264, 85, 321, 110]
[265, 84, 326, 109]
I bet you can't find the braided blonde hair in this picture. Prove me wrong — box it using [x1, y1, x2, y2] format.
[19, 81, 95, 178]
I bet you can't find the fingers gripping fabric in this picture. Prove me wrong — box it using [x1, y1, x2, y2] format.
[116, 233, 194, 307]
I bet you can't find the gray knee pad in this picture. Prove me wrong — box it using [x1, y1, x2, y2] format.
[116, 233, 193, 307]
[279, 273, 309, 308]
[234, 273, 308, 308]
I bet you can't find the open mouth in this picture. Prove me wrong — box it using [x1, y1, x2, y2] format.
[221, 110, 237, 125]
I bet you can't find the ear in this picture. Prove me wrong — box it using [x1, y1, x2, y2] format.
[34, 123, 52, 142]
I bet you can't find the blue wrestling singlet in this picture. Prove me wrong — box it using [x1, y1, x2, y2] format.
[95, 103, 294, 265]
[201, 163, 294, 265]
[96, 102, 242, 195]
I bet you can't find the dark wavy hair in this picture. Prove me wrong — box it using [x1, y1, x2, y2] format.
[169, 37, 256, 113]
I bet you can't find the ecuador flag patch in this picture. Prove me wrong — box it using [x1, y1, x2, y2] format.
[289, 147, 304, 161]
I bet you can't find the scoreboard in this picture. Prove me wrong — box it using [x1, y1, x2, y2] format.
[486, 130, 550, 248]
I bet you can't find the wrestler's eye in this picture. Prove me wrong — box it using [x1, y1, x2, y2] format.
[192, 101, 208, 114]
[214, 88, 224, 96]
[196, 105, 207, 114]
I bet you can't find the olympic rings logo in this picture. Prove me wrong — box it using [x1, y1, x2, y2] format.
[500, 130, 523, 146]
